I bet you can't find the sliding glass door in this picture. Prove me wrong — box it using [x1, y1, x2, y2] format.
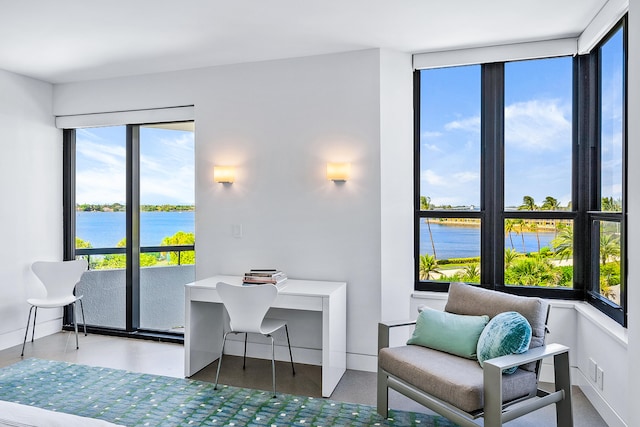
[66, 121, 195, 337]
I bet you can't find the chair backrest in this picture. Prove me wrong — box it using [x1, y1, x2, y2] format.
[444, 282, 549, 372]
[31, 259, 88, 300]
[216, 281, 278, 334]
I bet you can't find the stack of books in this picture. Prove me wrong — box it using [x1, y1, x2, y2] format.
[243, 269, 288, 285]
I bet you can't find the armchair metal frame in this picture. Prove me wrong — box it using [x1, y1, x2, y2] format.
[377, 319, 573, 427]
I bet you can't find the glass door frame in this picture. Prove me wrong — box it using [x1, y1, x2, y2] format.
[62, 123, 191, 341]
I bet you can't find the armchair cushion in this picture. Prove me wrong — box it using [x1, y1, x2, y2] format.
[477, 311, 532, 374]
[379, 345, 537, 413]
[407, 306, 489, 359]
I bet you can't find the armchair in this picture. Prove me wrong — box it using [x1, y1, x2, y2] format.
[377, 282, 573, 427]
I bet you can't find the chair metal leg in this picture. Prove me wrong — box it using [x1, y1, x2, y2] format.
[284, 324, 295, 375]
[243, 333, 248, 369]
[554, 351, 574, 426]
[21, 306, 35, 357]
[214, 332, 230, 390]
[79, 298, 87, 336]
[31, 307, 38, 342]
[376, 368, 389, 418]
[73, 301, 79, 350]
[270, 335, 276, 398]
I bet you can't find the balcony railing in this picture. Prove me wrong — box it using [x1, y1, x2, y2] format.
[73, 245, 195, 333]
[76, 244, 195, 269]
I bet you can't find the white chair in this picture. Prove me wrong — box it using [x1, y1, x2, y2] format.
[21, 259, 88, 357]
[213, 281, 295, 397]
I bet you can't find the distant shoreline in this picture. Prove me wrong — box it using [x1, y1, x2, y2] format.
[425, 217, 563, 232]
[76, 203, 194, 213]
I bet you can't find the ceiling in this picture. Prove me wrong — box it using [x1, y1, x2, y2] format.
[0, 0, 609, 84]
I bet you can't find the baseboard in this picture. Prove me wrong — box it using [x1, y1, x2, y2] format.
[223, 339, 379, 373]
[538, 363, 626, 426]
[223, 339, 322, 366]
[0, 318, 62, 352]
[346, 353, 377, 372]
[573, 368, 627, 427]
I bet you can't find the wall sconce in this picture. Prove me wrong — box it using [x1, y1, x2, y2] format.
[326, 162, 350, 182]
[213, 166, 235, 184]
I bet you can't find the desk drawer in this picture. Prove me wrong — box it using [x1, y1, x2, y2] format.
[274, 294, 323, 311]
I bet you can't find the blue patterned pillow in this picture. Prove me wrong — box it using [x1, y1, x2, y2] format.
[476, 311, 532, 374]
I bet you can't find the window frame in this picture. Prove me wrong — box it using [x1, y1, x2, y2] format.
[414, 17, 627, 326]
[62, 121, 195, 341]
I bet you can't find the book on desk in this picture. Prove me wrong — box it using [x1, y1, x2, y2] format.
[242, 269, 287, 285]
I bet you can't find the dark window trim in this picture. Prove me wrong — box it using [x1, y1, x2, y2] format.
[414, 17, 627, 326]
[63, 120, 195, 338]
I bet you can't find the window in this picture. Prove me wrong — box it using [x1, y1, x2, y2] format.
[415, 19, 627, 325]
[64, 121, 195, 338]
[503, 57, 575, 290]
[417, 65, 481, 284]
[586, 23, 626, 322]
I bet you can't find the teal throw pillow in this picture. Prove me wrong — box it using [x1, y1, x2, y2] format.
[407, 307, 489, 359]
[477, 311, 532, 374]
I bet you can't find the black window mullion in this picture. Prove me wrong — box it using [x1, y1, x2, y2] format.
[574, 54, 598, 295]
[62, 129, 77, 327]
[480, 63, 504, 289]
[63, 129, 76, 262]
[413, 70, 423, 288]
[126, 125, 141, 332]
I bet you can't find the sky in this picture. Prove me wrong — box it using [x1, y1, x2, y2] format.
[75, 125, 195, 205]
[419, 29, 623, 209]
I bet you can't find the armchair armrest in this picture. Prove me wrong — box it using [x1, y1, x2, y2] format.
[378, 319, 417, 350]
[482, 343, 572, 425]
[483, 342, 569, 373]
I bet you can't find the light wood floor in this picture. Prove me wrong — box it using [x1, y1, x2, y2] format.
[1, 331, 608, 426]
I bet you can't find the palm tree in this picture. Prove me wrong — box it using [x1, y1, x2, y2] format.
[529, 221, 540, 253]
[505, 219, 516, 249]
[541, 196, 559, 211]
[420, 196, 437, 259]
[600, 232, 620, 265]
[519, 195, 537, 211]
[504, 248, 519, 269]
[541, 196, 561, 237]
[462, 264, 480, 283]
[601, 197, 622, 212]
[514, 219, 526, 252]
[419, 254, 441, 280]
[551, 224, 573, 260]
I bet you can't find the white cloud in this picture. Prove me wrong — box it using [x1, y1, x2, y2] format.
[504, 99, 571, 150]
[421, 130, 442, 139]
[422, 169, 445, 186]
[423, 143, 442, 152]
[75, 129, 194, 204]
[453, 171, 478, 183]
[445, 116, 480, 133]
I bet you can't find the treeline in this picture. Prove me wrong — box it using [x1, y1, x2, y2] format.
[77, 231, 195, 268]
[77, 203, 194, 212]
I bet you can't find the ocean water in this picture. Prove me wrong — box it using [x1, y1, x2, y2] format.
[76, 211, 195, 248]
[419, 221, 556, 259]
[77, 211, 554, 257]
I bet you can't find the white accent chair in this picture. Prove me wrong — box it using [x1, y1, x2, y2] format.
[21, 259, 88, 357]
[213, 281, 295, 397]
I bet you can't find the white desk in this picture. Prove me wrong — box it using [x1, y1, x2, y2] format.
[184, 275, 347, 397]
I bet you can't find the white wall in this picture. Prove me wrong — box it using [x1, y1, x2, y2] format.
[0, 69, 62, 349]
[53, 49, 414, 369]
[626, 1, 640, 427]
[379, 50, 415, 325]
